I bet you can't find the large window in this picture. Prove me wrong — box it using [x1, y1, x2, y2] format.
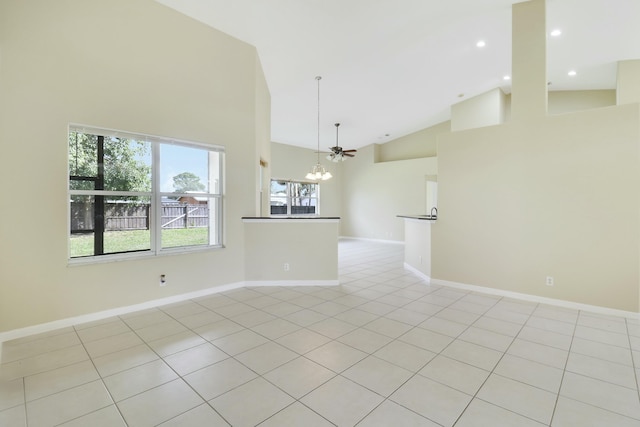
[68, 126, 223, 261]
[270, 180, 318, 216]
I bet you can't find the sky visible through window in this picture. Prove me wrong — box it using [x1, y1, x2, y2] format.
[160, 144, 209, 193]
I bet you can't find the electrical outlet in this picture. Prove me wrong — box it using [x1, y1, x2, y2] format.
[545, 276, 554, 286]
[283, 263, 290, 271]
[160, 274, 167, 286]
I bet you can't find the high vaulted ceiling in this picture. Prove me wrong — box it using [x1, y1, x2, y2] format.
[155, 0, 640, 150]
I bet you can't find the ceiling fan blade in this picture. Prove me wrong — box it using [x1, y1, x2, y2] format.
[344, 153, 356, 157]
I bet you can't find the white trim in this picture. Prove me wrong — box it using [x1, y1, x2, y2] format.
[243, 218, 338, 223]
[0, 282, 244, 347]
[431, 278, 640, 319]
[403, 262, 431, 283]
[339, 236, 404, 245]
[245, 280, 340, 287]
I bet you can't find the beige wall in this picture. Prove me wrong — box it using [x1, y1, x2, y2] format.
[244, 220, 338, 281]
[451, 88, 507, 131]
[433, 105, 640, 311]
[0, 0, 268, 332]
[270, 142, 342, 218]
[377, 121, 449, 162]
[548, 90, 615, 115]
[341, 145, 438, 241]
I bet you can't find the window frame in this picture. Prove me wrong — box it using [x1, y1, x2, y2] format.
[270, 179, 320, 217]
[68, 124, 224, 264]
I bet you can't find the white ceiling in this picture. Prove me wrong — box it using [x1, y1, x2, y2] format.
[155, 0, 640, 151]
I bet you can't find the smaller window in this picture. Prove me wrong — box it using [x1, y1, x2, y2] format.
[270, 180, 319, 216]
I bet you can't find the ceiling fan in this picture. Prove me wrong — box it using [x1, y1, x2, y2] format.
[327, 123, 357, 162]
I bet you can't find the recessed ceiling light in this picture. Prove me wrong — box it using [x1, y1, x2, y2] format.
[568, 70, 577, 76]
[503, 75, 511, 81]
[550, 29, 562, 37]
[458, 93, 465, 98]
[476, 40, 486, 48]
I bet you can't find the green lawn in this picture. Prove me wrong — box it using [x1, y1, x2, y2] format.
[70, 228, 209, 257]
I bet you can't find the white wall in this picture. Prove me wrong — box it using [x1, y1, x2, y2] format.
[0, 0, 269, 332]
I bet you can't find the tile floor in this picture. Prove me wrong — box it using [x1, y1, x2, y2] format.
[1, 239, 640, 426]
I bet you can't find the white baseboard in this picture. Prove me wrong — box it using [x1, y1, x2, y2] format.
[0, 279, 341, 348]
[245, 280, 340, 287]
[403, 262, 431, 283]
[430, 278, 640, 319]
[339, 236, 404, 245]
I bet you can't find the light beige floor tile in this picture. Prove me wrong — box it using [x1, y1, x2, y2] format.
[455, 398, 546, 427]
[552, 396, 640, 427]
[390, 374, 472, 426]
[435, 307, 481, 325]
[507, 338, 568, 369]
[459, 326, 513, 352]
[135, 320, 188, 342]
[0, 377, 24, 411]
[117, 379, 203, 426]
[574, 325, 629, 348]
[230, 310, 276, 328]
[374, 340, 437, 372]
[244, 294, 281, 309]
[375, 293, 414, 307]
[578, 313, 628, 334]
[103, 359, 178, 402]
[302, 376, 384, 426]
[342, 355, 413, 396]
[357, 400, 439, 426]
[441, 340, 502, 371]
[333, 308, 379, 326]
[363, 317, 413, 338]
[0, 404, 26, 427]
[517, 325, 572, 350]
[484, 307, 530, 325]
[25, 360, 100, 401]
[449, 300, 490, 315]
[121, 310, 173, 330]
[57, 405, 126, 427]
[403, 300, 444, 316]
[147, 330, 207, 357]
[0, 345, 89, 381]
[195, 294, 237, 310]
[26, 380, 113, 427]
[337, 328, 393, 354]
[282, 309, 328, 327]
[560, 371, 640, 419]
[193, 318, 245, 341]
[92, 344, 158, 377]
[288, 294, 325, 308]
[251, 318, 301, 340]
[418, 316, 468, 337]
[75, 321, 131, 344]
[184, 358, 257, 400]
[258, 402, 334, 427]
[83, 331, 144, 359]
[566, 352, 637, 389]
[384, 307, 432, 326]
[235, 341, 298, 374]
[1, 331, 81, 363]
[276, 328, 332, 354]
[176, 310, 224, 329]
[419, 355, 490, 395]
[532, 306, 578, 323]
[261, 301, 305, 317]
[211, 329, 269, 355]
[212, 302, 256, 318]
[305, 340, 368, 373]
[307, 317, 358, 339]
[473, 316, 522, 337]
[163, 342, 229, 376]
[493, 300, 536, 315]
[494, 354, 563, 393]
[526, 316, 575, 336]
[264, 356, 334, 398]
[399, 327, 454, 353]
[460, 293, 500, 307]
[357, 301, 397, 316]
[160, 301, 209, 319]
[311, 301, 351, 316]
[570, 337, 633, 366]
[477, 374, 557, 424]
[157, 403, 230, 426]
[211, 377, 294, 427]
